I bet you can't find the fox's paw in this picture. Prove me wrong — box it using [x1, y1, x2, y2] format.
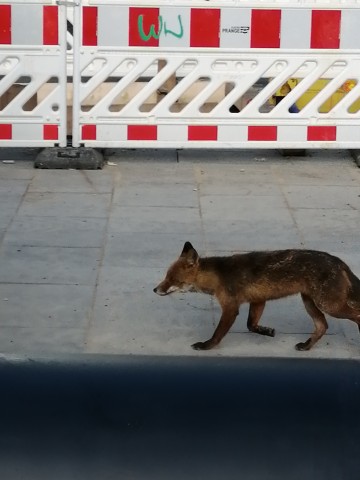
[191, 341, 214, 351]
[295, 339, 311, 351]
[250, 325, 275, 337]
[260, 326, 275, 337]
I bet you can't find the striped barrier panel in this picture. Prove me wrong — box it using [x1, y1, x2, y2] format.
[71, 1, 360, 149]
[0, 1, 67, 147]
[81, 5, 360, 50]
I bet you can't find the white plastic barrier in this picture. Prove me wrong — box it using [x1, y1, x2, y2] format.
[71, 0, 360, 149]
[0, 0, 67, 147]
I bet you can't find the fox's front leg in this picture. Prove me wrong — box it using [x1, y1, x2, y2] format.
[192, 302, 239, 350]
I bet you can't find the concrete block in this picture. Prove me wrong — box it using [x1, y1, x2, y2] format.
[35, 148, 105, 170]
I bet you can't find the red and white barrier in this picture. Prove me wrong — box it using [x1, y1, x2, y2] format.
[81, 5, 360, 50]
[81, 124, 357, 144]
[0, 3, 59, 46]
[71, 1, 360, 149]
[0, 1, 67, 147]
[2, 1, 360, 150]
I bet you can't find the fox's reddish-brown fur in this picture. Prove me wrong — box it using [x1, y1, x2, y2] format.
[154, 242, 360, 351]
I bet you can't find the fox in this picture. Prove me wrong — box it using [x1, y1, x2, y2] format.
[153, 242, 360, 351]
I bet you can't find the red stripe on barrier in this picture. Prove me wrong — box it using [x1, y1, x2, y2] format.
[82, 125, 97, 140]
[43, 125, 58, 141]
[190, 9, 220, 47]
[0, 5, 11, 44]
[188, 126, 218, 141]
[307, 126, 336, 141]
[311, 10, 341, 49]
[0, 124, 12, 140]
[129, 8, 160, 47]
[248, 126, 277, 141]
[128, 125, 157, 140]
[43, 6, 58, 45]
[83, 7, 98, 46]
[251, 10, 281, 48]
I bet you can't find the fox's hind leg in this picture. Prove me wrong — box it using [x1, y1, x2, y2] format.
[247, 302, 275, 337]
[326, 303, 360, 333]
[296, 294, 328, 351]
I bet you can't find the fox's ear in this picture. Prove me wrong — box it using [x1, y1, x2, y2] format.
[180, 242, 199, 265]
[181, 241, 194, 255]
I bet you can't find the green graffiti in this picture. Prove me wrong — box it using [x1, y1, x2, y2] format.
[138, 14, 163, 41]
[164, 15, 183, 39]
[137, 14, 184, 41]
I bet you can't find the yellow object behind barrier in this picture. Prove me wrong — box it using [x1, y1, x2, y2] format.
[273, 78, 359, 113]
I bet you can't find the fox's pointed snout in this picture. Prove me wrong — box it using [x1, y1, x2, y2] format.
[153, 286, 164, 295]
[153, 284, 178, 296]
[153, 286, 161, 295]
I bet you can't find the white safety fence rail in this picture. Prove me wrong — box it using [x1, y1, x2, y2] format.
[71, 0, 360, 149]
[0, 0, 67, 147]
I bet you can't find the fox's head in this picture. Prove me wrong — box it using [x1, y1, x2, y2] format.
[153, 242, 199, 296]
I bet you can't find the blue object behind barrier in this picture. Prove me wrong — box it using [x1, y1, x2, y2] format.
[0, 356, 359, 479]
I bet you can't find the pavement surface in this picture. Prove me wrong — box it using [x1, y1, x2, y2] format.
[0, 148, 360, 360]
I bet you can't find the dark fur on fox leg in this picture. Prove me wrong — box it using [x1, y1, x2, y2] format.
[295, 339, 312, 351]
[249, 325, 275, 337]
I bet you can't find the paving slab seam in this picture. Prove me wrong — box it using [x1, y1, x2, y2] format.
[272, 169, 306, 248]
[0, 173, 34, 250]
[83, 170, 118, 349]
[194, 166, 208, 253]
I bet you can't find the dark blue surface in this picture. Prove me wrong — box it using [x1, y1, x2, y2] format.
[0, 356, 359, 479]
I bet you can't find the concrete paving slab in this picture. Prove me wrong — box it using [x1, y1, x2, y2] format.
[293, 209, 359, 252]
[0, 326, 85, 355]
[0, 216, 13, 238]
[4, 216, 107, 248]
[199, 181, 282, 197]
[0, 193, 24, 217]
[272, 157, 360, 186]
[88, 271, 215, 355]
[18, 192, 111, 218]
[200, 190, 301, 250]
[0, 179, 29, 195]
[103, 233, 204, 268]
[0, 284, 93, 328]
[195, 166, 278, 191]
[200, 194, 288, 220]
[223, 330, 359, 359]
[113, 183, 199, 208]
[96, 265, 162, 293]
[0, 163, 35, 180]
[0, 245, 100, 285]
[108, 159, 193, 185]
[109, 205, 202, 234]
[284, 185, 360, 210]
[28, 170, 114, 194]
[202, 223, 302, 252]
[0, 152, 359, 360]
[92, 286, 214, 332]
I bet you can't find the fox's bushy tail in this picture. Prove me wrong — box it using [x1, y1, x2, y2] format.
[346, 268, 360, 309]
